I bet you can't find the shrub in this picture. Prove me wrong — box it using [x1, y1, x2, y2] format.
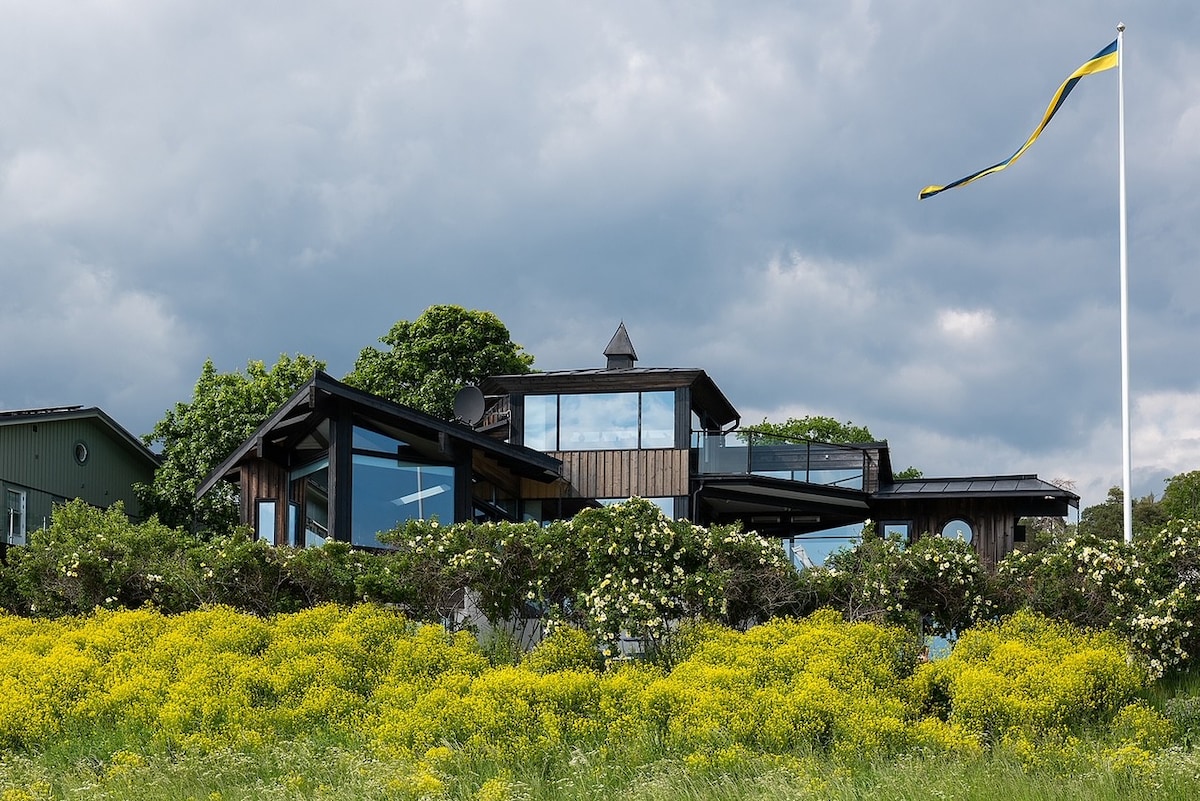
[523, 625, 603, 674]
[911, 610, 1142, 747]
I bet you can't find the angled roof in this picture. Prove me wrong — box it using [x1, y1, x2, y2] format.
[195, 371, 563, 499]
[0, 405, 159, 467]
[603, 322, 638, 360]
[480, 367, 740, 429]
[872, 474, 1079, 506]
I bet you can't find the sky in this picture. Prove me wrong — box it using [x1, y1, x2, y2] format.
[2, 1, 1198, 512]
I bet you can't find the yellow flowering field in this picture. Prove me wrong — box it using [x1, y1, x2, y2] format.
[0, 605, 1193, 799]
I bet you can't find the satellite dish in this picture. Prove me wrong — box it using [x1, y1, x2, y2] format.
[453, 385, 486, 426]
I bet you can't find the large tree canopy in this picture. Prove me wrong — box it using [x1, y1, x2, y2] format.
[344, 305, 535, 418]
[1077, 485, 1169, 542]
[741, 415, 874, 445]
[138, 353, 325, 533]
[1161, 470, 1200, 521]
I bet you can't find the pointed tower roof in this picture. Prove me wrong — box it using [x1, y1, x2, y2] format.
[603, 322, 638, 369]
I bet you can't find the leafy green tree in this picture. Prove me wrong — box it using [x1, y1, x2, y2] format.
[1077, 486, 1166, 541]
[894, 466, 925, 480]
[345, 305, 535, 418]
[742, 415, 874, 444]
[1161, 470, 1200, 521]
[138, 353, 324, 533]
[742, 415, 922, 477]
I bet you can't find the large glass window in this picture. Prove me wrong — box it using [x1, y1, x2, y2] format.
[784, 523, 864, 569]
[560, 393, 638, 450]
[290, 458, 330, 548]
[352, 456, 454, 548]
[640, 392, 675, 449]
[523, 395, 558, 451]
[524, 391, 676, 451]
[353, 426, 407, 452]
[5, 489, 25, 547]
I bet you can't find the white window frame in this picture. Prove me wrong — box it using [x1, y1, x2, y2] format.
[6, 488, 26, 547]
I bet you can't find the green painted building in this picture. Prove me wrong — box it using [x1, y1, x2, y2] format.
[1, 406, 158, 548]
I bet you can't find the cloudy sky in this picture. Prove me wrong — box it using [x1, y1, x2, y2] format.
[2, 1, 1198, 511]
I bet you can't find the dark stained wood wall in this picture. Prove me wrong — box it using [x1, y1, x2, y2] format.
[520, 449, 690, 500]
[238, 460, 289, 544]
[879, 497, 1019, 565]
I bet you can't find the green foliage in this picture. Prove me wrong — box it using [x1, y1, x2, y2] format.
[5, 500, 201, 616]
[0, 499, 376, 619]
[344, 305, 534, 418]
[1162, 470, 1200, 521]
[1164, 695, 1200, 746]
[994, 519, 1200, 677]
[1078, 485, 1168, 541]
[800, 526, 994, 638]
[742, 415, 873, 444]
[993, 533, 1139, 631]
[138, 353, 325, 533]
[373, 498, 802, 655]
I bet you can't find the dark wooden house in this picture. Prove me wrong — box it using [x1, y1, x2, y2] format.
[480, 324, 1078, 564]
[199, 325, 1077, 564]
[195, 372, 563, 546]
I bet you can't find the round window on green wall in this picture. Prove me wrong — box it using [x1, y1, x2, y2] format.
[74, 440, 89, 466]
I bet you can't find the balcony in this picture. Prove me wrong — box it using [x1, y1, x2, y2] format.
[695, 431, 871, 491]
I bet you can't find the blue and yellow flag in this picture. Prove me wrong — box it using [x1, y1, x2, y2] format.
[919, 40, 1118, 200]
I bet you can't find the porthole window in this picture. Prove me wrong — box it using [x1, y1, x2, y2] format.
[73, 441, 89, 465]
[940, 518, 973, 544]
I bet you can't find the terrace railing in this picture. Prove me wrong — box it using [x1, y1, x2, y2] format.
[694, 430, 872, 491]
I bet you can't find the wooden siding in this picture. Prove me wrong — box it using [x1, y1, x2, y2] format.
[239, 460, 290, 544]
[0, 418, 155, 527]
[521, 449, 690, 500]
[880, 497, 1019, 565]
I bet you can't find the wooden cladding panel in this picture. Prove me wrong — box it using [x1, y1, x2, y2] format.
[886, 497, 1017, 566]
[521, 449, 689, 500]
[239, 460, 290, 544]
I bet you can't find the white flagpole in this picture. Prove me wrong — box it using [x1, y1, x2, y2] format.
[1118, 23, 1132, 544]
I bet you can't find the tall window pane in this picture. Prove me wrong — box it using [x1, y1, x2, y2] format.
[524, 395, 558, 451]
[290, 458, 329, 547]
[256, 500, 276, 544]
[640, 392, 675, 448]
[560, 393, 638, 450]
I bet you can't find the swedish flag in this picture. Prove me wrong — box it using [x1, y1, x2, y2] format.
[920, 40, 1118, 200]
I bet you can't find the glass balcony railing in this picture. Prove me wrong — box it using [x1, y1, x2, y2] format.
[695, 431, 870, 490]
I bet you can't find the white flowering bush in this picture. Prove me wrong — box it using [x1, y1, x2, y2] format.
[994, 518, 1200, 677]
[798, 524, 992, 637]
[993, 534, 1140, 630]
[1119, 519, 1200, 676]
[371, 498, 802, 656]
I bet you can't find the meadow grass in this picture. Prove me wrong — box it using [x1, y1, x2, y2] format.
[2, 737, 1198, 800]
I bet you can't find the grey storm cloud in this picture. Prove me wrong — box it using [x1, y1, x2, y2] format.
[1, 1, 1198, 509]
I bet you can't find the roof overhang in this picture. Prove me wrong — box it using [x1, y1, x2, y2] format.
[694, 473, 871, 535]
[195, 371, 562, 500]
[481, 367, 740, 429]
